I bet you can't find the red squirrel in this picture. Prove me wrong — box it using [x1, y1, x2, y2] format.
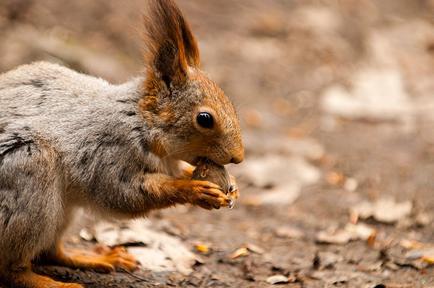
[0, 0, 244, 287]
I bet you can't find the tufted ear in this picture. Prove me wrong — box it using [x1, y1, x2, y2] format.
[143, 0, 200, 89]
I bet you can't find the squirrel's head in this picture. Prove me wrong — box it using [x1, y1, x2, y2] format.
[139, 0, 244, 166]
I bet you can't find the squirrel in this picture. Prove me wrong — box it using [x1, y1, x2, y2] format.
[0, 0, 244, 287]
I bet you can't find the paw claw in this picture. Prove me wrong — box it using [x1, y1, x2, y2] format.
[189, 180, 230, 209]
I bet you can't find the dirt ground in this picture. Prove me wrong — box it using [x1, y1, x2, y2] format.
[1, 0, 434, 287]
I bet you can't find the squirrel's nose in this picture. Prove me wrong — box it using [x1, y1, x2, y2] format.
[230, 150, 244, 164]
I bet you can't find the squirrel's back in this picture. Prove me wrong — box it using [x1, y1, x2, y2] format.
[0, 62, 114, 119]
[0, 61, 144, 143]
[0, 62, 148, 181]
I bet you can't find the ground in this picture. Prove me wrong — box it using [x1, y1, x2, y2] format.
[1, 0, 434, 287]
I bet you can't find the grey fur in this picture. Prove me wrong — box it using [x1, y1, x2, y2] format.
[0, 62, 163, 270]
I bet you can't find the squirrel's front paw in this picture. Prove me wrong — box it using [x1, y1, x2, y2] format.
[188, 180, 232, 210]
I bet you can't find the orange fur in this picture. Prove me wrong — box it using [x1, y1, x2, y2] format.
[44, 243, 137, 274]
[3, 269, 83, 288]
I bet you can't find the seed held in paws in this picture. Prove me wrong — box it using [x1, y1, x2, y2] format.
[192, 158, 236, 208]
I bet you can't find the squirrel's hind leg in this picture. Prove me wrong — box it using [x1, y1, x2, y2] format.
[0, 135, 80, 287]
[1, 268, 83, 288]
[41, 242, 138, 273]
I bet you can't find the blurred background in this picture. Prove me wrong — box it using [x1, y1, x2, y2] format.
[1, 0, 434, 287]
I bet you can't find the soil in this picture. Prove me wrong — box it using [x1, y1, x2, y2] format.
[1, 0, 433, 287]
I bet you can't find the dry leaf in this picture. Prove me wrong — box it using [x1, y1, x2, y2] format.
[400, 239, 425, 250]
[344, 223, 376, 241]
[92, 220, 198, 275]
[316, 223, 376, 245]
[405, 247, 434, 261]
[266, 275, 289, 284]
[351, 197, 412, 224]
[422, 256, 434, 264]
[245, 243, 265, 254]
[316, 229, 352, 245]
[194, 243, 210, 254]
[321, 68, 412, 123]
[230, 247, 249, 259]
[398, 239, 434, 267]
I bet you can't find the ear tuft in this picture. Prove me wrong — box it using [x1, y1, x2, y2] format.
[143, 0, 200, 89]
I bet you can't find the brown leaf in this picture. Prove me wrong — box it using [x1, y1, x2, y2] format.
[245, 243, 265, 254]
[266, 275, 289, 285]
[229, 247, 249, 259]
[350, 197, 412, 224]
[316, 223, 376, 245]
[194, 243, 210, 254]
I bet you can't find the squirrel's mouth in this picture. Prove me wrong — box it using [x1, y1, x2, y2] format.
[192, 156, 205, 166]
[178, 155, 202, 166]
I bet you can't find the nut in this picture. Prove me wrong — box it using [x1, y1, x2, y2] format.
[192, 158, 236, 208]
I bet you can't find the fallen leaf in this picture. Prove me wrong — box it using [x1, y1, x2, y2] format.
[230, 247, 249, 259]
[266, 275, 289, 284]
[316, 229, 352, 245]
[389, 240, 434, 269]
[194, 243, 210, 254]
[351, 197, 412, 224]
[344, 223, 376, 241]
[316, 223, 376, 245]
[245, 243, 265, 254]
[321, 68, 413, 123]
[422, 255, 434, 264]
[400, 239, 425, 250]
[405, 247, 434, 262]
[92, 220, 198, 275]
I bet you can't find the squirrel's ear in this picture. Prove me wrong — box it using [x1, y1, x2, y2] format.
[143, 0, 200, 89]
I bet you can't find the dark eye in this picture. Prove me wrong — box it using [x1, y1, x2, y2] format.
[196, 112, 214, 129]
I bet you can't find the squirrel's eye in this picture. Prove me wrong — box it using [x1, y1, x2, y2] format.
[196, 112, 214, 129]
